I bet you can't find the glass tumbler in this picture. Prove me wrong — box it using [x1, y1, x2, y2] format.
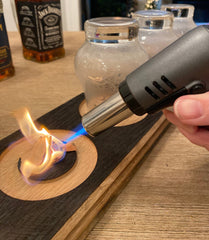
[75, 17, 148, 110]
[132, 10, 178, 57]
[161, 4, 196, 37]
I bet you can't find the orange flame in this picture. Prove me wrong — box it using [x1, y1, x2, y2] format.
[14, 108, 66, 184]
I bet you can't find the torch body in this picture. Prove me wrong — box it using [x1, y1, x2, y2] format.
[82, 25, 209, 136]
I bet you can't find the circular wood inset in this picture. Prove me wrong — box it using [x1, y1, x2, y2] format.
[0, 130, 98, 201]
[79, 99, 91, 116]
[79, 99, 147, 127]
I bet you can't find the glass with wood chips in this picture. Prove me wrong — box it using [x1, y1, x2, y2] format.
[75, 17, 149, 110]
[132, 10, 178, 58]
[161, 4, 196, 37]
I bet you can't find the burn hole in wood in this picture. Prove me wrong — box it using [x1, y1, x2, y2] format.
[17, 151, 77, 181]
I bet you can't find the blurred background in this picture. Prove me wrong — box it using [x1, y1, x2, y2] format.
[3, 0, 209, 31]
[82, 0, 209, 27]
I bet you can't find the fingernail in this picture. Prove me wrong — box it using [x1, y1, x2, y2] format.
[174, 99, 203, 120]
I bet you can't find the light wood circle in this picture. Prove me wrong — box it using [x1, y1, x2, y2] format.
[0, 130, 98, 201]
[79, 100, 147, 127]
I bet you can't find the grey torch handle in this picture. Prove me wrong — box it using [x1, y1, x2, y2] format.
[82, 26, 209, 136]
[119, 25, 209, 115]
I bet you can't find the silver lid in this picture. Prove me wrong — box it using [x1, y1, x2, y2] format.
[85, 17, 139, 41]
[161, 4, 194, 18]
[132, 10, 173, 29]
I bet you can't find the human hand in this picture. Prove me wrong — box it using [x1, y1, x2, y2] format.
[163, 92, 209, 151]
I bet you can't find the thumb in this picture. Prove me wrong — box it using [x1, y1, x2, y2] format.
[174, 92, 209, 126]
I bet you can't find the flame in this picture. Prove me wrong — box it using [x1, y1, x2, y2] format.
[15, 108, 66, 184]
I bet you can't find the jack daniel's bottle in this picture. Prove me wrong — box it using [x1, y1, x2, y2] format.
[0, 0, 15, 80]
[15, 0, 65, 63]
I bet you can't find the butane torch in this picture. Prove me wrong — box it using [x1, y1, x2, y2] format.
[82, 25, 209, 136]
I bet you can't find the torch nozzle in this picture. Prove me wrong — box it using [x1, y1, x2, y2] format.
[82, 92, 133, 136]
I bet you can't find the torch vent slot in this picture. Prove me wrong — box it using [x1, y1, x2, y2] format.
[145, 86, 160, 100]
[152, 81, 168, 95]
[161, 75, 176, 90]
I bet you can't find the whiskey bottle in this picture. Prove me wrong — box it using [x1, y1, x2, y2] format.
[15, 0, 65, 63]
[0, 0, 15, 81]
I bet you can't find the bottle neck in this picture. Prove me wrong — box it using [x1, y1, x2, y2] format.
[0, 0, 3, 13]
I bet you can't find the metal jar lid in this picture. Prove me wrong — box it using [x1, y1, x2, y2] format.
[161, 4, 195, 18]
[132, 10, 174, 30]
[85, 17, 139, 42]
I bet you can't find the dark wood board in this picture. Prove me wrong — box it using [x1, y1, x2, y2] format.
[0, 93, 169, 240]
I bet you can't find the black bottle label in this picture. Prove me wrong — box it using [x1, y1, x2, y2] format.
[16, 1, 64, 51]
[0, 13, 12, 70]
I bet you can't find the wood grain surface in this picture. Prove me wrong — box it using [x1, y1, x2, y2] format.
[86, 125, 209, 240]
[0, 93, 168, 239]
[1, 32, 209, 240]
